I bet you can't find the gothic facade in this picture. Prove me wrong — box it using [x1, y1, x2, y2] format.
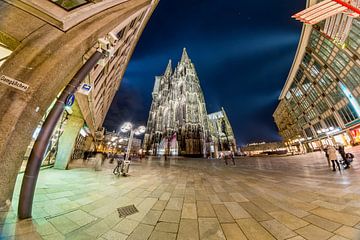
[143, 49, 237, 157]
[143, 49, 210, 156]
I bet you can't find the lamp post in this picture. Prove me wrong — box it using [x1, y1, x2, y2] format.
[120, 122, 145, 160]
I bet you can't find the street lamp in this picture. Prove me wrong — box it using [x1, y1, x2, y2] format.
[120, 122, 145, 161]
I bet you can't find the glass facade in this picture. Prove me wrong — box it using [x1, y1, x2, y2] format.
[274, 18, 360, 147]
[50, 0, 90, 11]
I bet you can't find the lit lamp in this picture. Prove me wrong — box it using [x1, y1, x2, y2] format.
[120, 122, 146, 161]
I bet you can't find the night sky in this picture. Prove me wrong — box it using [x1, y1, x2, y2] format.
[104, 0, 306, 145]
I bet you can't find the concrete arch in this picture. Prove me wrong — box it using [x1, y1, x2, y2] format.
[0, 0, 157, 209]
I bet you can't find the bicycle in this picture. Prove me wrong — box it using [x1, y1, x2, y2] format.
[113, 158, 124, 176]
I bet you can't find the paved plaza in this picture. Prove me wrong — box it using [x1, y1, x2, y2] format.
[2, 149, 360, 240]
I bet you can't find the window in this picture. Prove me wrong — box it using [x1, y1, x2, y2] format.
[293, 106, 302, 117]
[304, 128, 314, 137]
[348, 19, 360, 51]
[318, 38, 333, 61]
[310, 61, 322, 77]
[292, 87, 303, 100]
[328, 87, 344, 104]
[0, 42, 12, 67]
[306, 109, 318, 120]
[295, 68, 304, 82]
[344, 65, 360, 90]
[302, 53, 312, 67]
[331, 51, 349, 74]
[130, 18, 137, 28]
[315, 99, 329, 114]
[324, 115, 339, 128]
[313, 122, 323, 132]
[285, 91, 292, 100]
[301, 99, 311, 110]
[338, 104, 358, 124]
[301, 78, 312, 92]
[50, 0, 89, 11]
[308, 88, 319, 102]
[117, 28, 125, 39]
[318, 72, 333, 90]
[298, 116, 307, 126]
[310, 30, 320, 49]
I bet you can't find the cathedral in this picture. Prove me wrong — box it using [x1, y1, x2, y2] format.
[143, 49, 236, 157]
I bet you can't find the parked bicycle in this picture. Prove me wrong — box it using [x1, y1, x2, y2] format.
[113, 157, 131, 176]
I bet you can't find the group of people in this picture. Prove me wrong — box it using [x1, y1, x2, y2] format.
[219, 151, 236, 165]
[324, 144, 354, 171]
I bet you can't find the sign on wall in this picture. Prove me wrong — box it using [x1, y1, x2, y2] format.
[77, 83, 92, 95]
[0, 75, 29, 92]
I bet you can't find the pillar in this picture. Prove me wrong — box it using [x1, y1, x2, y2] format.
[54, 115, 84, 170]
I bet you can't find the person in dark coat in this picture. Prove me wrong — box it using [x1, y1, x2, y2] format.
[338, 144, 350, 169]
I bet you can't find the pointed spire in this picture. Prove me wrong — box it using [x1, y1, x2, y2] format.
[164, 59, 172, 76]
[180, 48, 190, 62]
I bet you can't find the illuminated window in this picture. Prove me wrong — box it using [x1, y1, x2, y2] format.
[310, 61, 321, 77]
[301, 99, 311, 110]
[50, 0, 90, 11]
[338, 104, 357, 123]
[0, 42, 12, 67]
[313, 122, 323, 132]
[306, 109, 317, 120]
[324, 115, 338, 128]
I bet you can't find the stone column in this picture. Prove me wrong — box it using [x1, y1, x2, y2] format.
[54, 116, 84, 170]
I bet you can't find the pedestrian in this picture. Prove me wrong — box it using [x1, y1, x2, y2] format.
[338, 144, 346, 162]
[323, 146, 330, 166]
[230, 152, 235, 165]
[327, 145, 341, 171]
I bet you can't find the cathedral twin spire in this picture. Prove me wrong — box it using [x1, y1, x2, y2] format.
[163, 48, 190, 76]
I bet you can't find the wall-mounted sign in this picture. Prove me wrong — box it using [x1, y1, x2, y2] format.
[65, 94, 75, 107]
[0, 75, 29, 92]
[77, 83, 92, 95]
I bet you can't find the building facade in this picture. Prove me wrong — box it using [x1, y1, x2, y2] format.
[143, 49, 237, 157]
[208, 108, 237, 156]
[0, 0, 158, 209]
[143, 49, 210, 156]
[274, 0, 360, 152]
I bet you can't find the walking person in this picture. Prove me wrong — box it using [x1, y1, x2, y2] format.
[327, 145, 341, 171]
[323, 146, 330, 166]
[230, 152, 236, 165]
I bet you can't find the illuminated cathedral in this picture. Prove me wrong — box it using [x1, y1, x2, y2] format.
[143, 49, 236, 157]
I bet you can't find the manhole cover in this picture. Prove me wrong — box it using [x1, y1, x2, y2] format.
[117, 204, 139, 218]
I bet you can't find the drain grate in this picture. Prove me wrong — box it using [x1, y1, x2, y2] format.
[117, 204, 139, 218]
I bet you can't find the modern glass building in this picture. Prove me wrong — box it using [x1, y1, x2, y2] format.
[274, 0, 360, 152]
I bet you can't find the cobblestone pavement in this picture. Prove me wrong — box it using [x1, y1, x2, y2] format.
[2, 147, 360, 240]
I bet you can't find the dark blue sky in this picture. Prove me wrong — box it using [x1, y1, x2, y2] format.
[104, 0, 305, 145]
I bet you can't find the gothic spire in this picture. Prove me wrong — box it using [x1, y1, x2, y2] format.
[164, 59, 172, 76]
[180, 48, 190, 62]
